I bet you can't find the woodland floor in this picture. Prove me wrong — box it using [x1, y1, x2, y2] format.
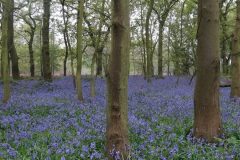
[0, 76, 240, 159]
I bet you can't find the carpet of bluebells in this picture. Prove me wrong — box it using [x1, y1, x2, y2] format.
[0, 76, 240, 160]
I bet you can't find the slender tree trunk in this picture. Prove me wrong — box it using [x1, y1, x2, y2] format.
[29, 29, 35, 77]
[167, 25, 171, 76]
[96, 49, 103, 77]
[50, 30, 55, 76]
[180, 0, 186, 47]
[42, 0, 52, 81]
[143, 48, 147, 78]
[145, 0, 154, 82]
[230, 0, 240, 98]
[95, 0, 106, 77]
[158, 23, 164, 77]
[220, 9, 229, 75]
[180, 0, 188, 75]
[63, 4, 76, 87]
[2, 0, 11, 103]
[106, 0, 130, 158]
[67, 38, 76, 89]
[68, 39, 76, 89]
[149, 49, 154, 76]
[22, 1, 36, 78]
[61, 0, 69, 77]
[8, 0, 20, 79]
[90, 53, 96, 97]
[140, 2, 146, 78]
[63, 38, 68, 76]
[193, 0, 222, 141]
[76, 0, 84, 101]
[39, 23, 43, 77]
[1, 51, 3, 78]
[66, 29, 75, 77]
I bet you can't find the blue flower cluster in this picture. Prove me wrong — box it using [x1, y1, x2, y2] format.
[0, 76, 239, 159]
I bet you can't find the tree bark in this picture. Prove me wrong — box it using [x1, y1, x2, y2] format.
[39, 23, 43, 77]
[42, 0, 52, 81]
[29, 29, 35, 77]
[63, 38, 68, 76]
[90, 52, 97, 97]
[106, 0, 130, 158]
[2, 0, 11, 103]
[167, 25, 171, 76]
[158, 23, 164, 77]
[221, 17, 228, 74]
[76, 0, 84, 101]
[96, 48, 103, 76]
[140, 2, 146, 78]
[96, 0, 106, 77]
[230, 0, 240, 97]
[61, 0, 69, 76]
[23, 10, 36, 78]
[193, 0, 222, 141]
[145, 0, 154, 82]
[8, 0, 20, 80]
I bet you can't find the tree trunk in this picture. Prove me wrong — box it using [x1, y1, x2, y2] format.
[66, 29, 75, 78]
[2, 0, 11, 103]
[29, 29, 35, 77]
[95, 0, 106, 77]
[193, 0, 222, 141]
[220, 6, 230, 75]
[61, 0, 69, 77]
[90, 53, 96, 97]
[63, 40, 68, 76]
[50, 30, 55, 76]
[42, 0, 52, 81]
[106, 0, 130, 158]
[1, 51, 3, 78]
[167, 25, 171, 76]
[149, 49, 154, 76]
[96, 48, 103, 77]
[158, 23, 164, 77]
[221, 23, 228, 74]
[22, 1, 36, 77]
[39, 24, 43, 77]
[76, 0, 84, 101]
[8, 0, 20, 80]
[145, 0, 154, 82]
[230, 0, 240, 98]
[140, 2, 146, 78]
[63, 3, 76, 86]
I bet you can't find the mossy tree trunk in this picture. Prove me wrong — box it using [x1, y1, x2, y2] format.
[106, 0, 130, 158]
[2, 0, 11, 103]
[42, 0, 52, 81]
[76, 0, 84, 101]
[193, 0, 222, 141]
